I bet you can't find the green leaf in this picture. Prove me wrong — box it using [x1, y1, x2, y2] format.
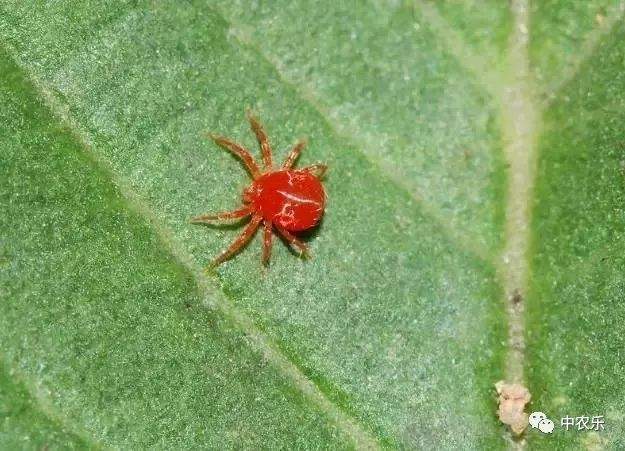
[0, 1, 623, 448]
[527, 6, 625, 449]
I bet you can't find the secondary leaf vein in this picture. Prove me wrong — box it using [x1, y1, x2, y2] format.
[541, 0, 625, 108]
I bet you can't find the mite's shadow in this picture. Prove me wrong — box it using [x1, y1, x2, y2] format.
[296, 215, 325, 241]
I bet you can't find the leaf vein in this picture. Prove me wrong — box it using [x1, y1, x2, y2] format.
[541, 0, 625, 108]
[0, 357, 102, 449]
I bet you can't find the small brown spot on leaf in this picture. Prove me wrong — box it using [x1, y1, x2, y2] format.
[510, 289, 522, 305]
[495, 380, 531, 435]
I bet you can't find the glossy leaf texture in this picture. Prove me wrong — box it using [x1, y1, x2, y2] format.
[0, 1, 623, 448]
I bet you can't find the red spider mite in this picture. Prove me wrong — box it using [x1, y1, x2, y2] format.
[191, 111, 327, 268]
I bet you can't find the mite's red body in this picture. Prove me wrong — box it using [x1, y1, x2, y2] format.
[191, 112, 327, 267]
[244, 170, 325, 232]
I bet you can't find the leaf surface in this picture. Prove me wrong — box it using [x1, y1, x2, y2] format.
[0, 1, 623, 448]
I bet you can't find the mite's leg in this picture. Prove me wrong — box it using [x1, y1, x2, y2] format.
[208, 133, 261, 179]
[190, 206, 251, 224]
[274, 225, 310, 258]
[282, 140, 307, 169]
[210, 214, 262, 268]
[246, 111, 273, 171]
[301, 163, 328, 179]
[262, 220, 273, 266]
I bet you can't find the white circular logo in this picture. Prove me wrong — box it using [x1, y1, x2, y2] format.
[529, 411, 547, 429]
